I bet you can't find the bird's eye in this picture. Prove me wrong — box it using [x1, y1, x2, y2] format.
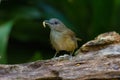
[54, 21, 58, 25]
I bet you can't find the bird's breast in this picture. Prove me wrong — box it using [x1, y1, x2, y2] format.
[50, 31, 77, 52]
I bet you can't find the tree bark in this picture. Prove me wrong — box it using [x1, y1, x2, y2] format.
[0, 31, 120, 80]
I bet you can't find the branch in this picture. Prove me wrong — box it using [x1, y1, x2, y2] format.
[0, 31, 120, 80]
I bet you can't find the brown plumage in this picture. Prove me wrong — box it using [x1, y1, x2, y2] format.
[43, 18, 80, 58]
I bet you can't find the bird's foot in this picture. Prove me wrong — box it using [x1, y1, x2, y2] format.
[51, 54, 70, 61]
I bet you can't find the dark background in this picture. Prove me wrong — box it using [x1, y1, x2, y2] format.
[0, 0, 120, 64]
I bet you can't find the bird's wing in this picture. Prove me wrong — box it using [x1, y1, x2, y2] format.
[76, 38, 82, 41]
[64, 29, 81, 41]
[64, 28, 75, 36]
[63, 29, 76, 40]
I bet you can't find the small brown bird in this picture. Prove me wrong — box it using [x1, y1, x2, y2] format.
[43, 18, 80, 58]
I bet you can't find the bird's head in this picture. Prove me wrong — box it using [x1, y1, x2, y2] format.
[43, 18, 66, 31]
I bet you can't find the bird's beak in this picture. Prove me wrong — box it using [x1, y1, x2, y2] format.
[43, 20, 49, 28]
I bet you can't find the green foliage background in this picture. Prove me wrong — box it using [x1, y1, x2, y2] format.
[0, 0, 120, 64]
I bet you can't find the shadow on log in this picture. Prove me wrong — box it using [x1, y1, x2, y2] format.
[0, 31, 120, 80]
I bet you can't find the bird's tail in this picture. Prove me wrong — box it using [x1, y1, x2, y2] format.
[76, 38, 82, 41]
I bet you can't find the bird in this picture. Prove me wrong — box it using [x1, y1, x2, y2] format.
[43, 18, 81, 58]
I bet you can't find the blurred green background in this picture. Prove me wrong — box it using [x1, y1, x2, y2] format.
[0, 0, 120, 64]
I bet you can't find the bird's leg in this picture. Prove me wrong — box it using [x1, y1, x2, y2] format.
[53, 51, 59, 58]
[69, 50, 74, 60]
[70, 50, 74, 56]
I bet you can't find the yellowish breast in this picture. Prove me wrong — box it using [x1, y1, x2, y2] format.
[50, 31, 77, 52]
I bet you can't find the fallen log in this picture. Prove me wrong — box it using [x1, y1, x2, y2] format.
[0, 31, 120, 80]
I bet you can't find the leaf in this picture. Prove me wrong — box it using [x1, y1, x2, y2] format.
[0, 20, 14, 64]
